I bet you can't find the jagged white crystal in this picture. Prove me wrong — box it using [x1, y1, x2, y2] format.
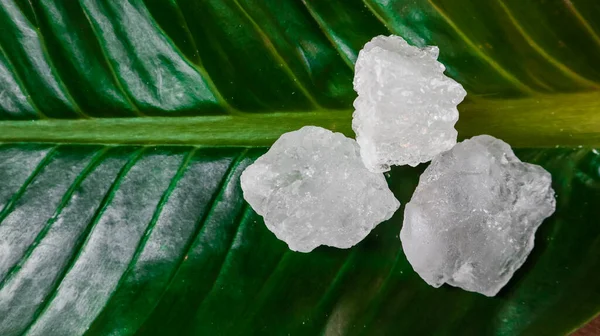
[353, 35, 467, 172]
[241, 126, 400, 253]
[400, 135, 556, 296]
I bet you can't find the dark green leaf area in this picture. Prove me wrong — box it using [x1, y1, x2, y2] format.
[3, 0, 600, 119]
[0, 145, 598, 335]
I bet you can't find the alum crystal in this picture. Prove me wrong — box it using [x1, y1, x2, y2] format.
[400, 135, 556, 296]
[353, 35, 467, 172]
[241, 126, 399, 252]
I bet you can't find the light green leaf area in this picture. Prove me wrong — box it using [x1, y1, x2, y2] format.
[0, 0, 600, 335]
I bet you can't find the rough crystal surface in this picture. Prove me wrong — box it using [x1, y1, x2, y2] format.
[353, 35, 467, 172]
[241, 126, 400, 253]
[400, 135, 556, 296]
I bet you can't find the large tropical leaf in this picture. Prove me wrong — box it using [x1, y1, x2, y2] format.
[0, 0, 599, 335]
[0, 145, 598, 336]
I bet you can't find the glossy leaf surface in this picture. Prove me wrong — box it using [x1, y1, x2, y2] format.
[0, 0, 600, 119]
[0, 146, 598, 335]
[0, 0, 599, 335]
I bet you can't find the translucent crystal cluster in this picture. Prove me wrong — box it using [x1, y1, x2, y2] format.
[400, 135, 556, 296]
[241, 126, 399, 252]
[353, 35, 467, 172]
[240, 35, 556, 299]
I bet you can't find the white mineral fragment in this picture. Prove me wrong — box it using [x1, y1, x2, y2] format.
[241, 126, 400, 253]
[400, 135, 556, 296]
[353, 35, 467, 172]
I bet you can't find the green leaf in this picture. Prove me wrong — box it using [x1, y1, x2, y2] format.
[0, 0, 599, 146]
[0, 0, 599, 334]
[0, 145, 598, 336]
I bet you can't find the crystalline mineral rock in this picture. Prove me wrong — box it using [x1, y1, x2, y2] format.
[400, 135, 556, 296]
[353, 35, 467, 172]
[240, 126, 400, 253]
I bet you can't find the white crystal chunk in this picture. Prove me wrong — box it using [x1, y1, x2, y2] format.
[400, 135, 556, 296]
[353, 35, 467, 172]
[241, 126, 400, 253]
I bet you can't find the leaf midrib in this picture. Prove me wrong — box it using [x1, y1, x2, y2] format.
[0, 92, 599, 148]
